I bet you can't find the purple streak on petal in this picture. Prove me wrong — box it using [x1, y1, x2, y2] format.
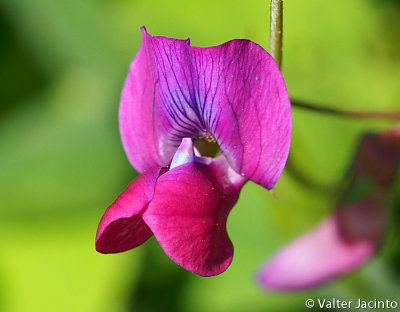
[120, 28, 291, 186]
[95, 166, 161, 253]
[257, 200, 385, 291]
[142, 159, 244, 276]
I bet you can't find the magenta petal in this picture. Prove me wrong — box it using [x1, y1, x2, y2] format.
[95, 167, 161, 253]
[257, 200, 385, 291]
[119, 29, 166, 172]
[120, 28, 291, 187]
[142, 162, 241, 276]
[196, 41, 292, 189]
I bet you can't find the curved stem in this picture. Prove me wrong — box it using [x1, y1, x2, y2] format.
[292, 99, 400, 120]
[269, 0, 283, 68]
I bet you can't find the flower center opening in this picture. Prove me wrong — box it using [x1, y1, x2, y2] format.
[194, 138, 220, 157]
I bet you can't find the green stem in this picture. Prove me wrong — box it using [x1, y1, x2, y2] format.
[292, 99, 400, 120]
[269, 0, 283, 68]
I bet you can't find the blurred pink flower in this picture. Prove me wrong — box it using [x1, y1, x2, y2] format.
[258, 125, 400, 290]
[95, 28, 292, 276]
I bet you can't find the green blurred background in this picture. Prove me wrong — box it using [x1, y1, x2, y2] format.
[1, 0, 400, 311]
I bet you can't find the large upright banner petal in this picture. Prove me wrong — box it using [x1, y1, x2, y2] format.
[120, 28, 291, 189]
